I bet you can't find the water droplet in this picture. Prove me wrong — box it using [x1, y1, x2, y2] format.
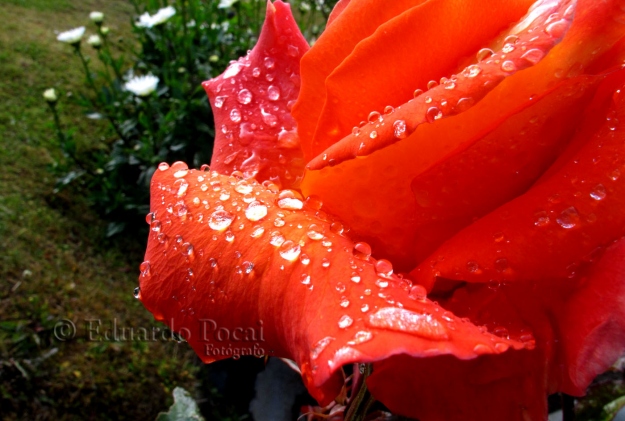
[133, 286, 140, 298]
[209, 210, 234, 231]
[455, 97, 475, 112]
[242, 261, 254, 274]
[556, 206, 580, 229]
[368, 111, 381, 124]
[476, 48, 494, 62]
[174, 179, 189, 197]
[270, 232, 285, 247]
[214, 95, 227, 108]
[225, 231, 235, 242]
[393, 120, 407, 139]
[223, 62, 242, 78]
[521, 48, 544, 64]
[301, 273, 311, 285]
[230, 108, 241, 123]
[181, 242, 194, 256]
[360, 304, 369, 313]
[311, 336, 334, 359]
[494, 258, 509, 272]
[369, 130, 378, 139]
[250, 225, 265, 238]
[534, 210, 550, 227]
[350, 272, 361, 283]
[171, 161, 189, 178]
[367, 308, 448, 340]
[502, 43, 515, 53]
[274, 218, 285, 227]
[348, 331, 373, 345]
[245, 201, 268, 221]
[426, 107, 443, 123]
[424, 96, 432, 104]
[354, 242, 371, 260]
[464, 64, 482, 78]
[307, 224, 324, 240]
[413, 88, 424, 98]
[375, 259, 393, 277]
[263, 56, 275, 69]
[237, 89, 252, 104]
[322, 258, 331, 268]
[140, 261, 151, 278]
[279, 240, 301, 261]
[466, 261, 480, 273]
[338, 315, 353, 329]
[375, 279, 389, 288]
[277, 197, 303, 210]
[158, 162, 170, 171]
[151, 220, 162, 232]
[252, 67, 261, 77]
[383, 105, 394, 114]
[427, 80, 438, 89]
[267, 85, 280, 101]
[443, 80, 456, 90]
[590, 184, 606, 201]
[501, 60, 516, 73]
[260, 108, 278, 127]
[408, 285, 427, 301]
[300, 253, 310, 265]
[340, 297, 350, 308]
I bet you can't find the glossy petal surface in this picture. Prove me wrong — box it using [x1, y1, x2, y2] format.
[139, 163, 525, 406]
[202, 1, 309, 188]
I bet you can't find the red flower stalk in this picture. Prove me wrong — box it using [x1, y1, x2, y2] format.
[139, 0, 625, 419]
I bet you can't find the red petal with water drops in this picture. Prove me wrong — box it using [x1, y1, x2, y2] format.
[307, 0, 575, 169]
[202, 0, 309, 189]
[293, 0, 431, 159]
[138, 162, 525, 406]
[412, 70, 625, 287]
[301, 0, 625, 272]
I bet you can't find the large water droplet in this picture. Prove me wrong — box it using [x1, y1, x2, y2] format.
[556, 206, 580, 229]
[158, 162, 170, 171]
[270, 232, 285, 247]
[393, 120, 407, 139]
[353, 242, 371, 260]
[140, 261, 151, 278]
[277, 197, 303, 210]
[279, 240, 301, 261]
[590, 184, 606, 201]
[408, 285, 427, 301]
[223, 62, 243, 78]
[426, 107, 443, 123]
[476, 48, 494, 62]
[174, 179, 189, 197]
[545, 19, 568, 38]
[338, 315, 353, 329]
[534, 210, 550, 227]
[245, 201, 268, 221]
[250, 225, 265, 238]
[501, 60, 516, 73]
[237, 89, 252, 104]
[464, 64, 482, 78]
[171, 161, 189, 178]
[348, 331, 373, 345]
[521, 48, 544, 64]
[367, 308, 448, 340]
[134, 286, 140, 299]
[267, 85, 280, 101]
[307, 224, 324, 240]
[230, 108, 241, 123]
[368, 111, 381, 124]
[209, 210, 234, 231]
[375, 259, 393, 277]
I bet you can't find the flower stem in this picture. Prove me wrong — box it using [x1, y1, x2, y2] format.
[344, 364, 374, 421]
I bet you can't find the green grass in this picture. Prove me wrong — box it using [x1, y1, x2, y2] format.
[0, 1, 199, 419]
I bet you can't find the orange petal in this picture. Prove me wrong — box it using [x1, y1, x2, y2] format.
[412, 69, 625, 286]
[307, 0, 574, 169]
[202, 0, 309, 189]
[138, 163, 524, 406]
[293, 0, 431, 159]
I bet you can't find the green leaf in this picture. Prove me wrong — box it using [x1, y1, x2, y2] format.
[155, 387, 205, 421]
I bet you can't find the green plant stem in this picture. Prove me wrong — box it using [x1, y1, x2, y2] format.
[344, 364, 374, 421]
[48, 103, 65, 145]
[74, 45, 99, 99]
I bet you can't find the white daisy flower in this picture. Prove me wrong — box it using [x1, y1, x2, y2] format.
[89, 11, 104, 23]
[124, 74, 159, 97]
[43, 88, 58, 103]
[218, 0, 238, 9]
[136, 6, 176, 28]
[57, 27, 86, 44]
[87, 34, 102, 48]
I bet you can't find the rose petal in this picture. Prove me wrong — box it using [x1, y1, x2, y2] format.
[306, 0, 575, 169]
[301, 0, 625, 272]
[138, 164, 524, 406]
[412, 70, 625, 286]
[293, 0, 432, 159]
[202, 0, 309, 188]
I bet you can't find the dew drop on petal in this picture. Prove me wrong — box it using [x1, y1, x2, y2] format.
[134, 286, 141, 298]
[368, 111, 381, 123]
[348, 331, 373, 345]
[350, 272, 361, 283]
[278, 197, 303, 210]
[245, 201, 268, 221]
[590, 184, 606, 201]
[426, 107, 443, 123]
[369, 130, 378, 139]
[171, 161, 189, 178]
[353, 242, 371, 260]
[534, 210, 550, 227]
[367, 308, 448, 340]
[209, 210, 234, 231]
[408, 285, 427, 301]
[501, 60, 516, 73]
[307, 224, 324, 240]
[267, 85, 280, 101]
[300, 253, 310, 265]
[413, 89, 423, 98]
[279, 240, 301, 261]
[237, 89, 252, 104]
[158, 162, 170, 171]
[322, 258, 331, 268]
[393, 119, 407, 139]
[230, 108, 242, 123]
[556, 206, 580, 229]
[250, 225, 265, 238]
[521, 48, 544, 64]
[375, 259, 394, 277]
[464, 64, 482, 78]
[338, 315, 353, 329]
[476, 48, 494, 62]
[383, 105, 394, 114]
[311, 336, 334, 359]
[340, 297, 350, 308]
[360, 304, 369, 313]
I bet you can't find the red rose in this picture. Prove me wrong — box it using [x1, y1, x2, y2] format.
[139, 0, 625, 419]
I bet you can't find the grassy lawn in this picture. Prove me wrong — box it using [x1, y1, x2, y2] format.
[0, 1, 199, 419]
